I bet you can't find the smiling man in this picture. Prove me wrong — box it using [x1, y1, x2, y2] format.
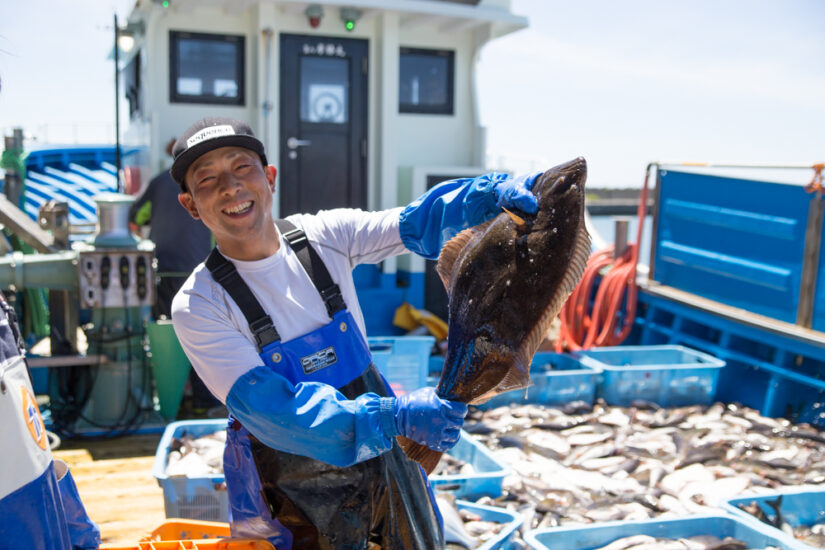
[169, 117, 540, 549]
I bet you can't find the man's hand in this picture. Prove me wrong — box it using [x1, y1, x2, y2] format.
[494, 171, 540, 215]
[393, 387, 467, 452]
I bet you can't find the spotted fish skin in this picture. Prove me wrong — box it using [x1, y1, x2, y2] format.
[401, 157, 591, 473]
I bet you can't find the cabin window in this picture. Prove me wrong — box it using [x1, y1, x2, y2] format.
[300, 57, 349, 124]
[169, 31, 245, 105]
[399, 48, 454, 115]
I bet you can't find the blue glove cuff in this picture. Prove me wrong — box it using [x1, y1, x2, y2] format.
[379, 397, 400, 438]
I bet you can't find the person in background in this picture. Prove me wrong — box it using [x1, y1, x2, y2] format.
[130, 139, 218, 412]
[0, 292, 101, 549]
[169, 117, 540, 549]
[129, 138, 213, 319]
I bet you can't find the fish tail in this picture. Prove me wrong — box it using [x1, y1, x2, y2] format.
[397, 435, 443, 475]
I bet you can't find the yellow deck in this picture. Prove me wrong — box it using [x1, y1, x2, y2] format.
[54, 433, 168, 544]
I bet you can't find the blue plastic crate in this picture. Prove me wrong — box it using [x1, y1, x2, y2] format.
[575, 345, 725, 407]
[524, 514, 807, 550]
[368, 336, 434, 396]
[482, 352, 600, 409]
[427, 352, 600, 409]
[430, 430, 511, 499]
[456, 499, 523, 550]
[152, 419, 229, 522]
[155, 420, 504, 526]
[724, 488, 825, 550]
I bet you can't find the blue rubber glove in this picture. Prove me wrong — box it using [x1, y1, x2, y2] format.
[399, 171, 541, 260]
[495, 171, 541, 215]
[393, 387, 467, 452]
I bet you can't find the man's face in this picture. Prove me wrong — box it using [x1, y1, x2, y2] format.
[178, 146, 278, 256]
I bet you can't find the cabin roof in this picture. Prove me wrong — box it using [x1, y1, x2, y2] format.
[130, 0, 528, 36]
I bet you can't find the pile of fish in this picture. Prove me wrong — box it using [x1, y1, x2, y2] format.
[431, 398, 825, 548]
[164, 430, 225, 477]
[436, 493, 507, 550]
[163, 398, 825, 548]
[590, 534, 774, 550]
[735, 496, 825, 548]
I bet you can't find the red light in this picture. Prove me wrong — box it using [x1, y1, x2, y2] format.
[309, 16, 321, 28]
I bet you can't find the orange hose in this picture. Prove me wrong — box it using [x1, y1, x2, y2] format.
[556, 166, 652, 352]
[805, 163, 824, 194]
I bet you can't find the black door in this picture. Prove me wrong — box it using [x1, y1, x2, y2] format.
[279, 34, 368, 216]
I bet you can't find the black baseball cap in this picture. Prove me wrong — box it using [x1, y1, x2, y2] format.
[170, 117, 268, 190]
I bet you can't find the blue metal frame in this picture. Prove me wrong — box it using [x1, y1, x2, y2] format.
[632, 290, 825, 425]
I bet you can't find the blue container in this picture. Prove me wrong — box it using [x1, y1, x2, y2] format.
[368, 336, 434, 396]
[456, 500, 523, 550]
[575, 345, 725, 407]
[430, 430, 511, 499]
[482, 352, 600, 409]
[724, 488, 825, 550]
[152, 419, 229, 522]
[524, 514, 807, 550]
[155, 420, 505, 526]
[427, 352, 601, 409]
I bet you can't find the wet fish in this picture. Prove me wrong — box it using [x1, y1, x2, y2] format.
[593, 534, 751, 550]
[402, 158, 591, 473]
[165, 431, 226, 476]
[433, 399, 825, 547]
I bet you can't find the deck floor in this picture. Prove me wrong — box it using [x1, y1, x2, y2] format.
[54, 433, 169, 544]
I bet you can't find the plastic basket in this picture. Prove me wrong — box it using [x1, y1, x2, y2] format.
[155, 420, 501, 522]
[153, 419, 229, 522]
[523, 514, 807, 550]
[100, 540, 274, 549]
[141, 519, 231, 542]
[428, 352, 600, 409]
[430, 430, 512, 499]
[482, 352, 600, 409]
[575, 345, 725, 407]
[724, 488, 825, 550]
[368, 336, 434, 396]
[456, 499, 523, 550]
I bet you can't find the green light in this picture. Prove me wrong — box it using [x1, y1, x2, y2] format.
[162, 0, 169, 7]
[345, 20, 354, 31]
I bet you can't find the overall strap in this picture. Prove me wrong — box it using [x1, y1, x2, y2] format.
[275, 219, 346, 317]
[205, 248, 280, 351]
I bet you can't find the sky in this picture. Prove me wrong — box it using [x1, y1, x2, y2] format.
[0, 0, 823, 189]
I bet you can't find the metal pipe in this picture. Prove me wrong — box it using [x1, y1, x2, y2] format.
[114, 13, 122, 192]
[613, 217, 631, 259]
[261, 27, 274, 154]
[0, 251, 79, 290]
[657, 162, 821, 170]
[93, 192, 138, 248]
[797, 194, 824, 328]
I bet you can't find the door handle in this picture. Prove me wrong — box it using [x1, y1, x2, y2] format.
[287, 137, 312, 150]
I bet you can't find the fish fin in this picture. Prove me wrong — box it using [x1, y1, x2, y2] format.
[519, 225, 591, 363]
[468, 372, 529, 406]
[398, 435, 443, 474]
[436, 219, 495, 291]
[502, 207, 526, 226]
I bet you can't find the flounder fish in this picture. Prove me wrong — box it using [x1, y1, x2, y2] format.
[400, 157, 591, 473]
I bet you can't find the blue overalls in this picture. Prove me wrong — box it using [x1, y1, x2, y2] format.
[207, 220, 443, 550]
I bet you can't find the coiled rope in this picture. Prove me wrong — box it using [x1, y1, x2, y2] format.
[556, 164, 652, 351]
